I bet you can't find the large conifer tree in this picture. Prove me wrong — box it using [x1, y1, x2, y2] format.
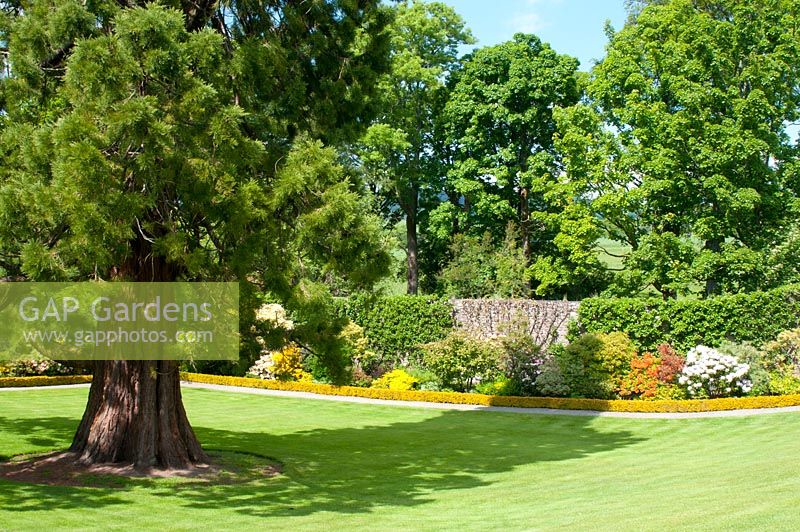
[0, 0, 390, 468]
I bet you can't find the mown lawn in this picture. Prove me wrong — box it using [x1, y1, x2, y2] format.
[0, 387, 798, 531]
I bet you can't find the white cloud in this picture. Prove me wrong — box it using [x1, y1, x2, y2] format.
[509, 12, 546, 33]
[508, 0, 562, 34]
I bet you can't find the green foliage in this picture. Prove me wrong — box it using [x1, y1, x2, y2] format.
[766, 372, 800, 396]
[443, 33, 589, 298]
[717, 341, 770, 396]
[475, 376, 520, 396]
[404, 367, 442, 391]
[652, 384, 687, 400]
[338, 295, 454, 367]
[557, 332, 637, 399]
[438, 233, 496, 297]
[421, 331, 501, 392]
[578, 286, 800, 352]
[437, 225, 527, 298]
[497, 318, 545, 395]
[356, 0, 474, 294]
[0, 0, 393, 382]
[763, 328, 800, 375]
[338, 322, 378, 374]
[558, 0, 800, 297]
[533, 355, 570, 397]
[730, 329, 800, 396]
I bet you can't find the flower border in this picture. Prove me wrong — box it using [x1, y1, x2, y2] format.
[179, 373, 800, 413]
[3, 373, 799, 413]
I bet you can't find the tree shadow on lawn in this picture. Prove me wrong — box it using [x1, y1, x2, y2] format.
[0, 409, 647, 518]
[0, 415, 78, 460]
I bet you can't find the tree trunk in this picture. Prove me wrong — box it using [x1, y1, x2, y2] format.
[70, 360, 208, 469]
[69, 233, 207, 469]
[519, 187, 531, 261]
[519, 187, 532, 296]
[704, 237, 721, 298]
[406, 188, 419, 295]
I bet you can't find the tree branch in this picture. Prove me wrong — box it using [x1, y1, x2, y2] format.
[595, 244, 628, 258]
[183, 0, 217, 32]
[39, 42, 74, 71]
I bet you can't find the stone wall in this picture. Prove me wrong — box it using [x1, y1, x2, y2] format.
[451, 299, 580, 347]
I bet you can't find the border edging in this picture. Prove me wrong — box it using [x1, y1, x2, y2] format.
[180, 372, 800, 414]
[5, 373, 799, 414]
[0, 375, 93, 387]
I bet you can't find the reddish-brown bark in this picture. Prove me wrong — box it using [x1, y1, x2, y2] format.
[70, 360, 207, 469]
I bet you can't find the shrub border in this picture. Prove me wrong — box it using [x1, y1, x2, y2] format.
[3, 373, 798, 413]
[0, 375, 93, 387]
[181, 372, 800, 413]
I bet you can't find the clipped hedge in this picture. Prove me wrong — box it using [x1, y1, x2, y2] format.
[0, 375, 92, 387]
[181, 372, 800, 413]
[577, 285, 800, 352]
[337, 295, 454, 362]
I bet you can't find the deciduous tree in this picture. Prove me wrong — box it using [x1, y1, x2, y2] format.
[561, 0, 800, 297]
[443, 34, 590, 297]
[357, 0, 472, 294]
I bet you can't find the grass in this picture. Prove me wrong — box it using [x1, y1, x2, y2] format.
[596, 237, 631, 271]
[0, 387, 799, 530]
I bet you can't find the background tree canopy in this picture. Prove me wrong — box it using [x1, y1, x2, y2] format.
[557, 0, 800, 299]
[5, 0, 800, 305]
[351, 0, 800, 301]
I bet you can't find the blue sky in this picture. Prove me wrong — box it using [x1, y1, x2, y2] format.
[441, 0, 628, 71]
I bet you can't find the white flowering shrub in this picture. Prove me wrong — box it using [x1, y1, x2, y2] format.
[678, 345, 752, 398]
[248, 354, 276, 380]
[1, 356, 72, 377]
[255, 304, 294, 330]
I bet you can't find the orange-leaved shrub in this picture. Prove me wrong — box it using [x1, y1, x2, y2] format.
[618, 352, 660, 399]
[656, 343, 685, 384]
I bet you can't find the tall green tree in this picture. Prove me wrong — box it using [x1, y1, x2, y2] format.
[559, 0, 800, 297]
[357, 0, 472, 294]
[443, 34, 602, 298]
[0, 0, 390, 468]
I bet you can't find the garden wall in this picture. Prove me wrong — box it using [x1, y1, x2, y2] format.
[452, 299, 580, 347]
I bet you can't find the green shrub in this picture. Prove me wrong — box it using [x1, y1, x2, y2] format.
[437, 225, 528, 299]
[763, 328, 800, 374]
[338, 295, 453, 368]
[718, 341, 770, 396]
[767, 372, 800, 395]
[405, 367, 442, 391]
[557, 332, 637, 399]
[718, 338, 800, 396]
[421, 332, 501, 392]
[760, 329, 800, 395]
[338, 321, 379, 377]
[476, 376, 520, 396]
[577, 285, 800, 352]
[497, 318, 545, 395]
[533, 355, 570, 397]
[652, 384, 687, 400]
